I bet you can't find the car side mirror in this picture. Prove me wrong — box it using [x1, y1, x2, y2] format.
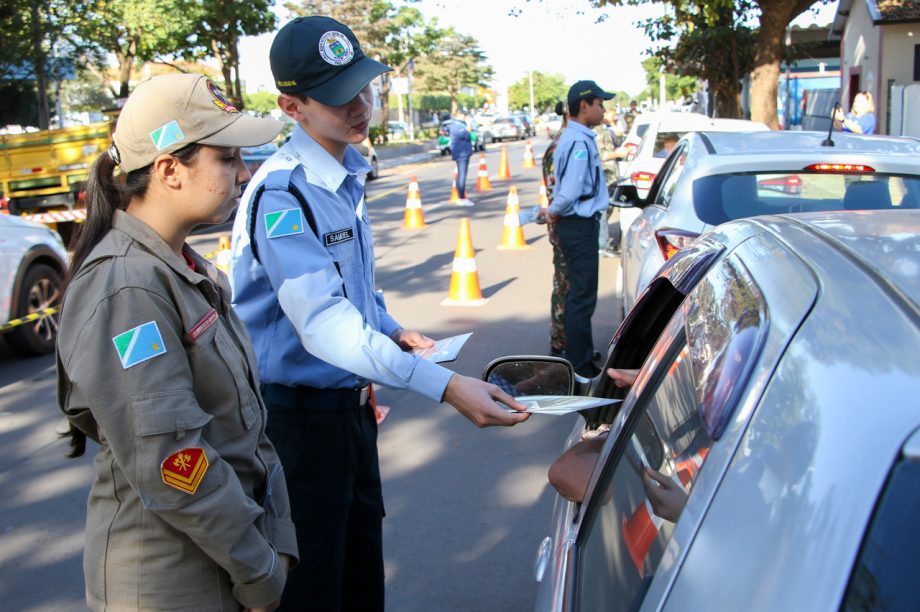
[482, 356, 575, 397]
[611, 183, 644, 209]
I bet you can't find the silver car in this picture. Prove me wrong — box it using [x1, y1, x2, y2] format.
[491, 117, 526, 141]
[618, 130, 920, 313]
[485, 210, 920, 611]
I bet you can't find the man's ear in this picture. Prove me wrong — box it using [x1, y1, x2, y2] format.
[278, 94, 307, 122]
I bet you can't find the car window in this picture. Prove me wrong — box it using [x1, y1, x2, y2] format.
[840, 455, 920, 611]
[577, 323, 713, 611]
[651, 131, 686, 158]
[692, 172, 920, 225]
[654, 146, 689, 207]
[636, 123, 649, 139]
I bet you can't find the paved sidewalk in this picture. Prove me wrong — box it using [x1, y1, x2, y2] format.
[375, 139, 442, 169]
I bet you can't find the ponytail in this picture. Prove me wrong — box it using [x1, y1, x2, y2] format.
[61, 143, 199, 458]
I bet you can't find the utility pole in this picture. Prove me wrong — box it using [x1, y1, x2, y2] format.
[528, 70, 535, 117]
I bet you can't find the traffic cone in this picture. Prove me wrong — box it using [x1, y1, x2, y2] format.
[523, 141, 535, 168]
[403, 176, 427, 230]
[621, 499, 664, 576]
[497, 186, 530, 250]
[441, 218, 488, 307]
[215, 235, 231, 274]
[449, 164, 460, 204]
[475, 154, 491, 192]
[538, 177, 550, 208]
[497, 145, 512, 180]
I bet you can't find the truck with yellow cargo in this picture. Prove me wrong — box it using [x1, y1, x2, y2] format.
[0, 121, 112, 244]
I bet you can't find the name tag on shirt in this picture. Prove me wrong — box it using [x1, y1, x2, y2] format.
[324, 227, 355, 247]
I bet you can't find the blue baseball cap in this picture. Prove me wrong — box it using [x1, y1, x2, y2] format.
[567, 80, 615, 107]
[270, 16, 392, 106]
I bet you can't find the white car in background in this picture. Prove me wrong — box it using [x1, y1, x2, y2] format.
[0, 214, 67, 355]
[616, 130, 920, 313]
[616, 113, 767, 245]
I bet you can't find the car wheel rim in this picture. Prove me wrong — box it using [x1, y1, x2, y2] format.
[27, 277, 60, 342]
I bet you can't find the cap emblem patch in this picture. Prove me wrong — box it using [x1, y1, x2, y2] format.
[206, 80, 239, 113]
[319, 31, 354, 66]
[161, 448, 209, 494]
[149, 120, 185, 152]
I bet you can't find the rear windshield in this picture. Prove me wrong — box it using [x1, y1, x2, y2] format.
[494, 118, 514, 125]
[692, 173, 920, 225]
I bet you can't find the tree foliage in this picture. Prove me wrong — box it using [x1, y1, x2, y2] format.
[591, 0, 826, 126]
[507, 71, 567, 114]
[414, 28, 494, 114]
[638, 56, 699, 105]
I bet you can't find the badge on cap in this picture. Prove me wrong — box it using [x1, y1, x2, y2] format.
[206, 80, 239, 114]
[150, 120, 185, 151]
[112, 321, 167, 369]
[265, 208, 305, 239]
[161, 448, 209, 494]
[319, 31, 354, 66]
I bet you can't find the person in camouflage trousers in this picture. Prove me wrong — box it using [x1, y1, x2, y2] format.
[543, 103, 568, 356]
[594, 109, 621, 256]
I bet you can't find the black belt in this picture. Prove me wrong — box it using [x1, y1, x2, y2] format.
[260, 383, 370, 408]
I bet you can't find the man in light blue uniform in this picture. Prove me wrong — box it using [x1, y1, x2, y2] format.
[538, 80, 614, 378]
[229, 16, 527, 612]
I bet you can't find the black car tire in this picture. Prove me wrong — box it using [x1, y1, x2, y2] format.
[7, 263, 62, 356]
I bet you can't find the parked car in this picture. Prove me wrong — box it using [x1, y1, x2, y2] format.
[490, 116, 526, 142]
[484, 210, 920, 612]
[387, 121, 408, 140]
[541, 113, 564, 138]
[241, 142, 278, 176]
[0, 214, 67, 355]
[354, 138, 379, 180]
[617, 130, 920, 313]
[438, 120, 488, 155]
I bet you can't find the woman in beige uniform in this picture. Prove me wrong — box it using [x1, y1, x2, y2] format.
[57, 74, 298, 612]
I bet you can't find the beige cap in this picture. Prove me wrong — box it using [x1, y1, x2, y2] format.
[111, 74, 284, 173]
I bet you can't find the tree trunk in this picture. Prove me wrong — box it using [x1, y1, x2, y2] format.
[378, 75, 391, 144]
[116, 46, 134, 99]
[751, 0, 810, 129]
[29, 1, 49, 129]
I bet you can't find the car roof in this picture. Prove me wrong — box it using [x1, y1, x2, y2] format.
[782, 210, 920, 307]
[701, 130, 920, 156]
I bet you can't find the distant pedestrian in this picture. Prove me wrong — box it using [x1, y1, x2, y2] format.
[538, 80, 614, 378]
[835, 91, 876, 135]
[449, 109, 475, 205]
[56, 73, 296, 611]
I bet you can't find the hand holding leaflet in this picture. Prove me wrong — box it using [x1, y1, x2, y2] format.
[411, 332, 472, 363]
[503, 395, 622, 417]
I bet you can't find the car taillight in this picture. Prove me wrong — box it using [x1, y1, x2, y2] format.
[0, 195, 8, 214]
[655, 229, 700, 261]
[631, 170, 656, 190]
[805, 163, 875, 173]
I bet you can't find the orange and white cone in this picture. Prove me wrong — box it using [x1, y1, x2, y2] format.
[538, 177, 550, 208]
[621, 496, 664, 576]
[215, 235, 231, 274]
[497, 186, 530, 250]
[497, 145, 512, 180]
[523, 141, 535, 168]
[475, 154, 491, 192]
[403, 176, 427, 230]
[449, 164, 460, 204]
[442, 218, 488, 307]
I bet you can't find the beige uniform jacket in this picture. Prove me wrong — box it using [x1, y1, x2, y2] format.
[57, 211, 298, 611]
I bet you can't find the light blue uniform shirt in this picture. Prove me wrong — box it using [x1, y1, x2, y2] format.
[548, 120, 608, 218]
[229, 126, 453, 402]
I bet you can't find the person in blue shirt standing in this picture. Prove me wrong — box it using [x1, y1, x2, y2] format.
[449, 109, 475, 206]
[229, 16, 529, 612]
[834, 90, 877, 135]
[538, 80, 614, 378]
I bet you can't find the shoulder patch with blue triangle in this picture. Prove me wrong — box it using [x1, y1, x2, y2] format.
[265, 208, 305, 239]
[573, 149, 588, 160]
[112, 321, 167, 369]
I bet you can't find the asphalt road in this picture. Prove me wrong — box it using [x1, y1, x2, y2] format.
[0, 136, 623, 611]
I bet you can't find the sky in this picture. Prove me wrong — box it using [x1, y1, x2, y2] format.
[237, 0, 840, 100]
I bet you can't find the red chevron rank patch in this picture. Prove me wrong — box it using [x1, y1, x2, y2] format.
[161, 447, 209, 494]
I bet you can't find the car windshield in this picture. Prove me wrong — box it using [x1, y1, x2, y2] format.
[692, 172, 920, 225]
